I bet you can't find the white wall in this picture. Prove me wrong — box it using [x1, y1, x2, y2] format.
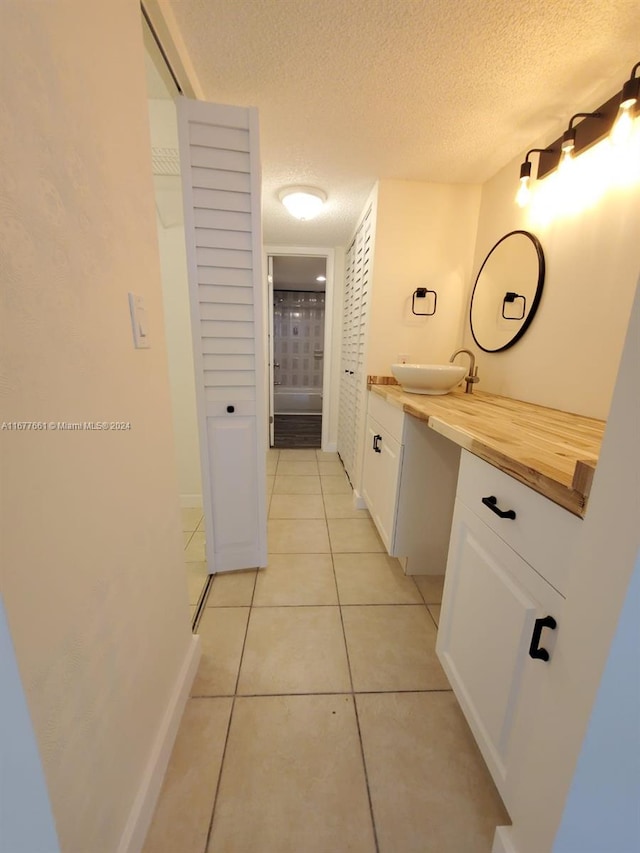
[553, 547, 640, 853]
[1, 2, 193, 850]
[0, 598, 59, 853]
[366, 179, 482, 374]
[463, 118, 640, 419]
[503, 279, 640, 853]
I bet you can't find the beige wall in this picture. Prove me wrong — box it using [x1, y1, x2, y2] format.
[366, 179, 481, 375]
[1, 2, 193, 851]
[463, 126, 640, 420]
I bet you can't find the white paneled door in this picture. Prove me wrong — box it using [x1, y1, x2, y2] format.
[178, 97, 267, 573]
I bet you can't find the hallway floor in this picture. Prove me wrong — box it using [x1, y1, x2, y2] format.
[144, 449, 508, 853]
[273, 414, 322, 448]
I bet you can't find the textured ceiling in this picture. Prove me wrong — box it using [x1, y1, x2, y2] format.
[164, 0, 639, 247]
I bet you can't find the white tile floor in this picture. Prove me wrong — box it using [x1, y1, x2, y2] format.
[144, 449, 508, 853]
[182, 509, 208, 610]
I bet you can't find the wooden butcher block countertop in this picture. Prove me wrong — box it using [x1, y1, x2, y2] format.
[368, 380, 606, 517]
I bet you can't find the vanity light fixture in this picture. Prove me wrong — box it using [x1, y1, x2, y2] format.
[516, 148, 550, 207]
[517, 59, 639, 187]
[278, 186, 327, 220]
[610, 61, 640, 146]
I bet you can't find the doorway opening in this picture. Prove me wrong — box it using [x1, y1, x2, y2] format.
[143, 17, 209, 623]
[270, 256, 327, 448]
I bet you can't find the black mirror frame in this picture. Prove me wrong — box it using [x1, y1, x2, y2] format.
[469, 230, 545, 353]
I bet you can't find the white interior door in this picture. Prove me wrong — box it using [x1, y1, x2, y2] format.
[177, 96, 267, 573]
[267, 255, 275, 447]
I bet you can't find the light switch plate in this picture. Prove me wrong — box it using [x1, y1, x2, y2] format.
[128, 292, 150, 349]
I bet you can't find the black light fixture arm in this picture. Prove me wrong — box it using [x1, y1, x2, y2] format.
[519, 147, 552, 180]
[621, 62, 640, 107]
[567, 111, 603, 131]
[561, 111, 604, 153]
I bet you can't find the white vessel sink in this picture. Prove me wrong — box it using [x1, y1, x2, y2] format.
[391, 363, 466, 395]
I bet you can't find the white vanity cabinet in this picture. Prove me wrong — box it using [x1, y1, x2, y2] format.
[437, 451, 581, 812]
[361, 391, 460, 574]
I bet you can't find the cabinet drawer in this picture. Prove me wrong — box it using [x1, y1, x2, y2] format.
[456, 451, 581, 595]
[368, 391, 405, 442]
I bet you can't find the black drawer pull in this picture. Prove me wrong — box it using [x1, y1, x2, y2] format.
[226, 405, 235, 413]
[373, 434, 382, 453]
[529, 615, 557, 661]
[481, 495, 516, 520]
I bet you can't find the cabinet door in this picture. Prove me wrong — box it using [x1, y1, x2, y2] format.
[361, 416, 403, 552]
[436, 500, 563, 806]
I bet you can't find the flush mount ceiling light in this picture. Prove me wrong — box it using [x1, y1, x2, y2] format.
[278, 186, 327, 220]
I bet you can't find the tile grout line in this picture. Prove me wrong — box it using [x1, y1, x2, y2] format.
[191, 688, 454, 699]
[326, 508, 381, 853]
[207, 602, 430, 608]
[202, 569, 259, 853]
[425, 604, 440, 631]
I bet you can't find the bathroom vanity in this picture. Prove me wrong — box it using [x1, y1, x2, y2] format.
[362, 379, 606, 835]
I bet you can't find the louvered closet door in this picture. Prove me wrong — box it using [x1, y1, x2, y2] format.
[338, 238, 356, 476]
[351, 206, 373, 487]
[178, 97, 267, 573]
[338, 204, 374, 485]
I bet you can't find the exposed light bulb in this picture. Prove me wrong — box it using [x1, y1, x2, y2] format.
[559, 130, 576, 177]
[610, 102, 636, 148]
[515, 157, 533, 208]
[559, 147, 574, 173]
[515, 175, 531, 207]
[316, 275, 326, 282]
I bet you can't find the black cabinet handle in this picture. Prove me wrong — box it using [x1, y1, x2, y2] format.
[529, 615, 557, 661]
[226, 405, 235, 413]
[373, 434, 382, 453]
[481, 495, 516, 520]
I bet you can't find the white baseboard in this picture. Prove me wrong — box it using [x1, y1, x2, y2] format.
[117, 633, 201, 853]
[492, 826, 517, 853]
[180, 494, 202, 508]
[352, 489, 367, 510]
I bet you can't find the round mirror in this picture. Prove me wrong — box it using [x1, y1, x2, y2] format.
[469, 230, 545, 353]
